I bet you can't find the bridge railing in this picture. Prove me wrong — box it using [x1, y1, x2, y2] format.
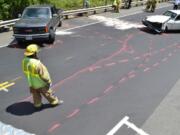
[0, 0, 169, 29]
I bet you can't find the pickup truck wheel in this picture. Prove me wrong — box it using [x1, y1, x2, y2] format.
[165, 26, 168, 32]
[16, 39, 24, 45]
[58, 21, 62, 27]
[48, 30, 55, 44]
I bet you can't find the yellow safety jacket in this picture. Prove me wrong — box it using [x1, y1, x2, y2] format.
[22, 57, 52, 89]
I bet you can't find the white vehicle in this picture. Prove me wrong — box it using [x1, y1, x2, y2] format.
[142, 10, 180, 33]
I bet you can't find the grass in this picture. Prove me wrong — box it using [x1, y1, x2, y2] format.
[49, 0, 113, 10]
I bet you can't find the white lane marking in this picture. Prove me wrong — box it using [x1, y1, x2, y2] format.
[0, 5, 171, 48]
[65, 56, 74, 61]
[0, 44, 10, 48]
[106, 116, 149, 135]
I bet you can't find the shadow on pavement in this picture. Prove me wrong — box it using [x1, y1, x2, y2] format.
[139, 27, 180, 35]
[6, 101, 53, 116]
[139, 27, 158, 35]
[7, 39, 49, 49]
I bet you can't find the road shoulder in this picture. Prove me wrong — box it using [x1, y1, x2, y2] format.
[141, 78, 180, 135]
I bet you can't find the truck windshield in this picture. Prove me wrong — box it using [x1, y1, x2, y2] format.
[22, 8, 50, 19]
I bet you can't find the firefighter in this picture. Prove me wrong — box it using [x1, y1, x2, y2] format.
[146, 0, 157, 12]
[145, 0, 156, 12]
[22, 44, 63, 109]
[150, 0, 157, 12]
[124, 0, 132, 9]
[145, 0, 151, 11]
[113, 0, 121, 13]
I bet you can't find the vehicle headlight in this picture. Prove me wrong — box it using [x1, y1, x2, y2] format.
[45, 26, 48, 33]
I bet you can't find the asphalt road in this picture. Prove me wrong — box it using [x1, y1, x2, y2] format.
[0, 3, 180, 135]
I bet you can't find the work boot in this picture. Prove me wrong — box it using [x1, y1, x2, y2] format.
[50, 97, 63, 107]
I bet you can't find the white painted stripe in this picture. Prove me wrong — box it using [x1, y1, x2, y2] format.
[107, 116, 129, 135]
[0, 43, 12, 48]
[0, 38, 14, 48]
[124, 120, 149, 135]
[107, 116, 149, 135]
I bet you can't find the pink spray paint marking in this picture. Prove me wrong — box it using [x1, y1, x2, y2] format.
[87, 97, 100, 105]
[105, 62, 116, 67]
[168, 53, 172, 57]
[53, 34, 134, 89]
[128, 73, 136, 79]
[119, 59, 129, 63]
[152, 50, 158, 55]
[119, 77, 127, 84]
[176, 45, 180, 49]
[162, 57, 168, 62]
[51, 68, 88, 90]
[143, 53, 151, 57]
[143, 67, 150, 72]
[137, 64, 145, 68]
[153, 62, 159, 67]
[134, 56, 140, 60]
[160, 48, 166, 52]
[100, 44, 105, 46]
[108, 36, 113, 40]
[66, 109, 80, 119]
[128, 70, 135, 75]
[95, 31, 100, 34]
[21, 34, 135, 102]
[88, 66, 102, 72]
[104, 85, 114, 94]
[48, 123, 61, 133]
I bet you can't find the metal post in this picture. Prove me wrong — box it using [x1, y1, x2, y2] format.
[83, 0, 90, 8]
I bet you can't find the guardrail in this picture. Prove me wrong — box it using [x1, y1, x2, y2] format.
[0, 0, 169, 29]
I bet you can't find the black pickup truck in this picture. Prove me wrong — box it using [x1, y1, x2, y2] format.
[13, 5, 63, 44]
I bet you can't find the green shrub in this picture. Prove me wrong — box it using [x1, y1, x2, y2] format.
[0, 0, 114, 20]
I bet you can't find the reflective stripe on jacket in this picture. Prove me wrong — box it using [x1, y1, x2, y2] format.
[22, 57, 51, 89]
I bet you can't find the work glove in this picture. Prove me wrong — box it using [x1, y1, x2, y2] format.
[46, 82, 52, 89]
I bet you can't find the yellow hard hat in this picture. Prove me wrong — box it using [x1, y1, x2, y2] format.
[24, 44, 39, 56]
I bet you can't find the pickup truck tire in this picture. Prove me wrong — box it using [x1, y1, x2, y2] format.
[58, 21, 62, 27]
[165, 26, 168, 32]
[16, 39, 24, 45]
[48, 29, 55, 44]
